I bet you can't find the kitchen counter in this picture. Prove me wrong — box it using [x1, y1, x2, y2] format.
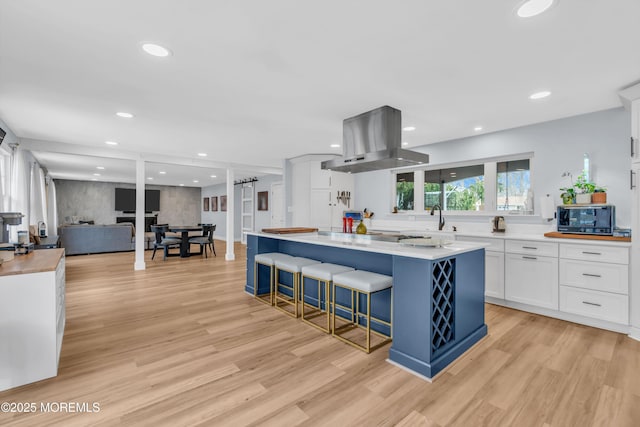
[246, 231, 487, 380]
[0, 248, 64, 276]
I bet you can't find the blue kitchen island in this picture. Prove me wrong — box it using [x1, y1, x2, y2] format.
[246, 231, 487, 380]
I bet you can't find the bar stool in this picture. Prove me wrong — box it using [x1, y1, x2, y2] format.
[331, 270, 393, 353]
[274, 257, 321, 318]
[300, 263, 355, 333]
[254, 253, 294, 305]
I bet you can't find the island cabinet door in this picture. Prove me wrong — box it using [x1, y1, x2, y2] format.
[505, 253, 559, 309]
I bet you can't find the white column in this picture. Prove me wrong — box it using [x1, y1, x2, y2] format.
[134, 158, 146, 270]
[225, 168, 235, 261]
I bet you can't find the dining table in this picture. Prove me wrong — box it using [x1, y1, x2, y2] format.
[168, 225, 203, 258]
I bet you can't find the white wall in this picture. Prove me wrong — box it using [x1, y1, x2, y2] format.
[355, 107, 632, 227]
[200, 174, 282, 241]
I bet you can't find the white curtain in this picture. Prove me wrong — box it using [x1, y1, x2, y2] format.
[29, 162, 47, 227]
[46, 178, 58, 235]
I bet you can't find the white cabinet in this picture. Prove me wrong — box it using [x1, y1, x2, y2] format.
[505, 252, 559, 309]
[457, 236, 504, 299]
[0, 250, 66, 392]
[291, 157, 354, 230]
[558, 242, 629, 325]
[505, 239, 558, 257]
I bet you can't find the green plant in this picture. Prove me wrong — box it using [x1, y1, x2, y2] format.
[573, 172, 596, 194]
[560, 187, 575, 204]
[594, 186, 607, 193]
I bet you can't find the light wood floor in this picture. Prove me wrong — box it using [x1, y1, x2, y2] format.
[1, 243, 639, 426]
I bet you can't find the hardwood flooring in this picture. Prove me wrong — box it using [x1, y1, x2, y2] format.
[1, 243, 639, 426]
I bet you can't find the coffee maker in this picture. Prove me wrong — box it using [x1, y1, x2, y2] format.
[0, 212, 24, 243]
[492, 216, 506, 232]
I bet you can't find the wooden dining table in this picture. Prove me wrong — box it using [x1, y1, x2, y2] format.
[168, 225, 203, 258]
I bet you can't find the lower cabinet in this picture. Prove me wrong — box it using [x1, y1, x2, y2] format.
[505, 253, 559, 309]
[559, 285, 629, 324]
[485, 251, 505, 299]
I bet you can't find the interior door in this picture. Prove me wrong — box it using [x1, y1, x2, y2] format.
[270, 182, 284, 227]
[241, 184, 254, 244]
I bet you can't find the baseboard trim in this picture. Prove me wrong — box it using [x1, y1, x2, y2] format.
[629, 327, 640, 342]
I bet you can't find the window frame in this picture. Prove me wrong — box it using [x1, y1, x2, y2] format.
[391, 153, 534, 216]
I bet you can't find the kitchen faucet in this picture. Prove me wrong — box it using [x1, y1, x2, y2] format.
[430, 204, 445, 231]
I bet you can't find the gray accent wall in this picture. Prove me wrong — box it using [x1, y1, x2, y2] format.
[355, 107, 632, 227]
[55, 179, 200, 227]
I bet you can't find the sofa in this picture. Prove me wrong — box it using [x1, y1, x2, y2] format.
[58, 224, 154, 255]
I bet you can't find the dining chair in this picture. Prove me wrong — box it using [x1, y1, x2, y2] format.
[190, 224, 216, 258]
[150, 224, 181, 260]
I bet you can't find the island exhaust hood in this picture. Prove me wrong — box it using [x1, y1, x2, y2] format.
[321, 105, 429, 173]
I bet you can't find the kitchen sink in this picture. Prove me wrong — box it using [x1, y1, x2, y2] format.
[318, 230, 431, 243]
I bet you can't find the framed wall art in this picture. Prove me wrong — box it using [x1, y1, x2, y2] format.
[211, 196, 218, 211]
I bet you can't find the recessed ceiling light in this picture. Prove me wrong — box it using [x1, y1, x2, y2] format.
[141, 43, 171, 57]
[403, 126, 416, 132]
[96, 166, 105, 170]
[474, 126, 483, 132]
[529, 90, 551, 100]
[179, 184, 184, 187]
[93, 173, 101, 176]
[159, 171, 166, 175]
[402, 141, 409, 146]
[193, 180, 199, 183]
[210, 175, 217, 178]
[91, 178, 98, 181]
[105, 140, 118, 146]
[147, 177, 153, 180]
[517, 0, 555, 18]
[116, 112, 134, 118]
[330, 144, 340, 148]
[197, 153, 207, 157]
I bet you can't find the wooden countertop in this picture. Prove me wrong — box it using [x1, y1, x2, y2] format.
[0, 248, 65, 277]
[543, 231, 631, 242]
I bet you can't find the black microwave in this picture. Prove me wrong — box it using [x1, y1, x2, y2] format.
[557, 205, 615, 235]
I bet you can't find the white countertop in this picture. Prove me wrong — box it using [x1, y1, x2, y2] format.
[248, 232, 488, 260]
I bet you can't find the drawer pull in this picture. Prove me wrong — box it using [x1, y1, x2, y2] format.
[582, 301, 602, 307]
[582, 251, 601, 255]
[522, 246, 538, 250]
[582, 273, 602, 278]
[522, 256, 537, 260]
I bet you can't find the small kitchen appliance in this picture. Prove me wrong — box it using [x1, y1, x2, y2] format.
[557, 204, 615, 235]
[492, 216, 506, 232]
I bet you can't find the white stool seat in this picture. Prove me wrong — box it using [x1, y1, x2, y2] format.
[301, 263, 354, 281]
[275, 257, 320, 273]
[333, 270, 392, 293]
[255, 252, 293, 265]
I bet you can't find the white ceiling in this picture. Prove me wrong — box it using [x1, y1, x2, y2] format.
[1, 0, 639, 186]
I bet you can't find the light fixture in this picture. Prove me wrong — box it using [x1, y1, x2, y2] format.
[403, 126, 416, 131]
[179, 184, 184, 187]
[159, 171, 166, 175]
[105, 140, 118, 146]
[91, 178, 98, 181]
[116, 112, 134, 118]
[141, 43, 171, 57]
[517, 0, 555, 18]
[147, 177, 153, 180]
[93, 173, 101, 176]
[474, 126, 483, 132]
[402, 141, 409, 146]
[193, 180, 199, 183]
[96, 166, 105, 170]
[330, 144, 340, 148]
[197, 153, 207, 157]
[529, 90, 551, 100]
[210, 175, 217, 178]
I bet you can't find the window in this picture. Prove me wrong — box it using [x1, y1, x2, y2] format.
[497, 159, 531, 212]
[396, 172, 414, 210]
[424, 165, 484, 211]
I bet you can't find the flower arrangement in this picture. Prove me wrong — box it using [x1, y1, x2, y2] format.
[560, 172, 602, 204]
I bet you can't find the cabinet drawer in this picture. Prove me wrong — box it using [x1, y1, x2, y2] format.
[559, 243, 629, 264]
[457, 236, 504, 252]
[559, 286, 629, 324]
[559, 259, 628, 294]
[505, 254, 558, 309]
[506, 240, 558, 257]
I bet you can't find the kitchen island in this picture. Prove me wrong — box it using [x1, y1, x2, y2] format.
[246, 231, 487, 380]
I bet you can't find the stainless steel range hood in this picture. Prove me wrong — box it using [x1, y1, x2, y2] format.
[321, 105, 429, 173]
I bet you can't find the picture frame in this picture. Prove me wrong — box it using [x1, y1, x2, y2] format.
[257, 191, 269, 211]
[221, 195, 227, 211]
[211, 196, 218, 211]
[203, 197, 209, 211]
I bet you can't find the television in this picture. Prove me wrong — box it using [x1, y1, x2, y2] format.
[115, 188, 160, 212]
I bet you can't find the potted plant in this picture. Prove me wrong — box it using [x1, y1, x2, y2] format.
[573, 172, 595, 204]
[560, 187, 575, 204]
[592, 186, 607, 204]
